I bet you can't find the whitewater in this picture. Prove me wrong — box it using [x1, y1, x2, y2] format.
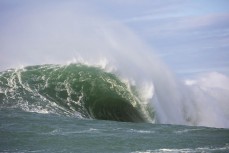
[1, 1, 229, 152]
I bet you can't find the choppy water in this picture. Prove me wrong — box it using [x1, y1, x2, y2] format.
[1, 109, 229, 153]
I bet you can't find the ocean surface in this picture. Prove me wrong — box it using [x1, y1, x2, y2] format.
[0, 64, 229, 153]
[1, 109, 229, 153]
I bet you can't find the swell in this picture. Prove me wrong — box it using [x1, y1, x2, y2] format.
[0, 64, 151, 122]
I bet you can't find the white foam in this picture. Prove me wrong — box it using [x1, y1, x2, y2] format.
[132, 145, 229, 153]
[174, 128, 205, 134]
[128, 129, 155, 134]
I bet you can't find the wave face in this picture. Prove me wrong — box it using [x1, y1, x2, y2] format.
[0, 64, 151, 122]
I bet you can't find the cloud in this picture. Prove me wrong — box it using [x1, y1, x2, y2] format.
[130, 13, 229, 37]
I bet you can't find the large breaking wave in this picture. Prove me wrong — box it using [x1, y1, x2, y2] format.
[1, 1, 229, 128]
[0, 64, 153, 122]
[1, 62, 229, 128]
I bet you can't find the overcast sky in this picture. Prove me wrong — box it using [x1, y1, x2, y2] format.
[0, 0, 229, 78]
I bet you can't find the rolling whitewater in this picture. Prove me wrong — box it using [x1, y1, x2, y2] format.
[1, 63, 229, 152]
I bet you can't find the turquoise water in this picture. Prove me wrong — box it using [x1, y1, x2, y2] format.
[1, 109, 229, 153]
[0, 64, 229, 152]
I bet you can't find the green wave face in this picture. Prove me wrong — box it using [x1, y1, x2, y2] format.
[0, 64, 149, 122]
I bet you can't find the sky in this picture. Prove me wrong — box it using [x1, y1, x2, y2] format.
[0, 0, 229, 78]
[93, 0, 229, 77]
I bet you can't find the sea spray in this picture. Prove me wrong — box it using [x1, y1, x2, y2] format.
[184, 72, 229, 128]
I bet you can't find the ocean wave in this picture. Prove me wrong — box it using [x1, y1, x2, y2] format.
[1, 62, 229, 128]
[0, 64, 153, 123]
